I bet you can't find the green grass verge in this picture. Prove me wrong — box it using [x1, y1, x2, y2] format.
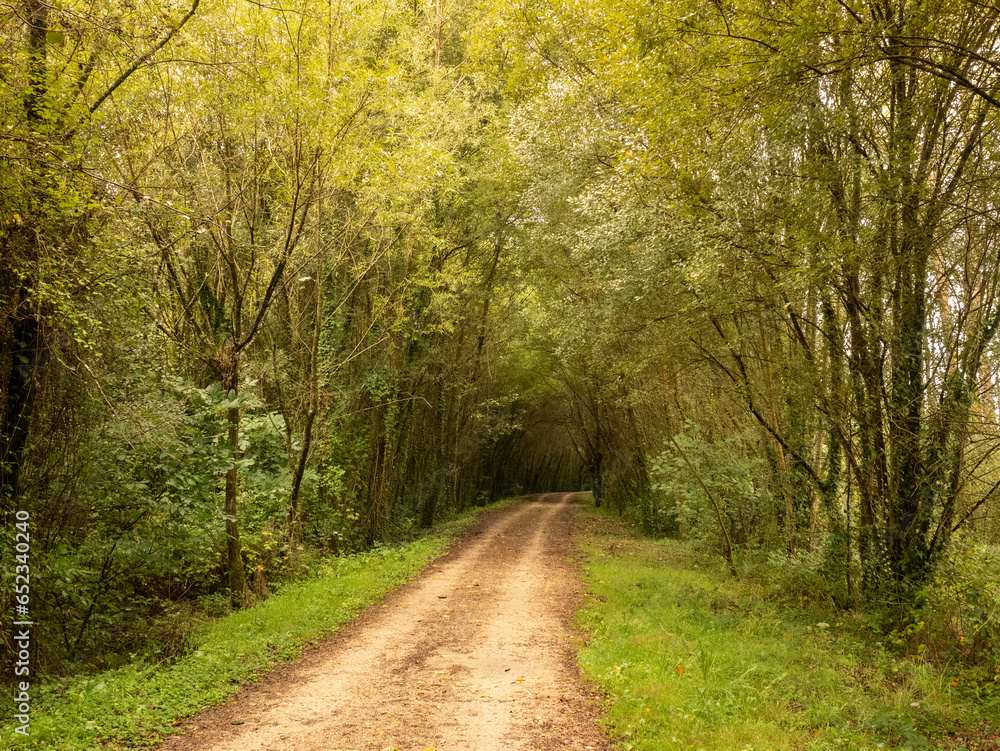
[575, 506, 1000, 751]
[1, 501, 513, 750]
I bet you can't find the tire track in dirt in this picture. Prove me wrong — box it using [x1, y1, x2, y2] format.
[158, 493, 612, 751]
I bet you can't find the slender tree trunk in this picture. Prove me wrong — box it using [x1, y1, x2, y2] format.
[219, 344, 249, 606]
[288, 410, 315, 534]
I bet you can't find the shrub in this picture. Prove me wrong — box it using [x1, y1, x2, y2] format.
[904, 536, 999, 678]
[648, 422, 778, 549]
[763, 544, 830, 600]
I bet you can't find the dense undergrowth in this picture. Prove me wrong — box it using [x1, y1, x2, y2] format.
[0, 503, 503, 750]
[576, 505, 1000, 751]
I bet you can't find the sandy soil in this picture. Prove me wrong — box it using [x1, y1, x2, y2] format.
[157, 492, 613, 751]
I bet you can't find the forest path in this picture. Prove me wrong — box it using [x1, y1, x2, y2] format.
[157, 493, 613, 751]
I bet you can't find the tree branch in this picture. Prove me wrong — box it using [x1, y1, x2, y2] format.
[89, 0, 202, 114]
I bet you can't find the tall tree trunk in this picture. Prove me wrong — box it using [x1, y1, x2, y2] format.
[219, 344, 249, 606]
[1, 313, 39, 519]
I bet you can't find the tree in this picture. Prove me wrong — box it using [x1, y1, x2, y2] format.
[1, 0, 201, 519]
[495, 0, 1000, 603]
[678, 0, 1000, 597]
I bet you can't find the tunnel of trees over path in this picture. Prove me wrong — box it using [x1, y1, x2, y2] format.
[2, 0, 999, 677]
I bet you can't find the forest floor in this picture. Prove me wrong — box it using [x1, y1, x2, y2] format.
[156, 492, 613, 751]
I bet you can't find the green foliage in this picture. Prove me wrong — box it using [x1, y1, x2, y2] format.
[763, 543, 836, 603]
[3, 0, 527, 684]
[310, 461, 364, 550]
[5, 0, 1000, 711]
[577, 506, 999, 751]
[497, 0, 1000, 609]
[648, 423, 778, 549]
[26, 377, 242, 668]
[903, 538, 1000, 678]
[0, 526, 461, 749]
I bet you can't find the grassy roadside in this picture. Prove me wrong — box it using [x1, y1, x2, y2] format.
[1, 500, 516, 750]
[574, 505, 1000, 751]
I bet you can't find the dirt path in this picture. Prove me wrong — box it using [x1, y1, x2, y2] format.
[158, 493, 613, 751]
